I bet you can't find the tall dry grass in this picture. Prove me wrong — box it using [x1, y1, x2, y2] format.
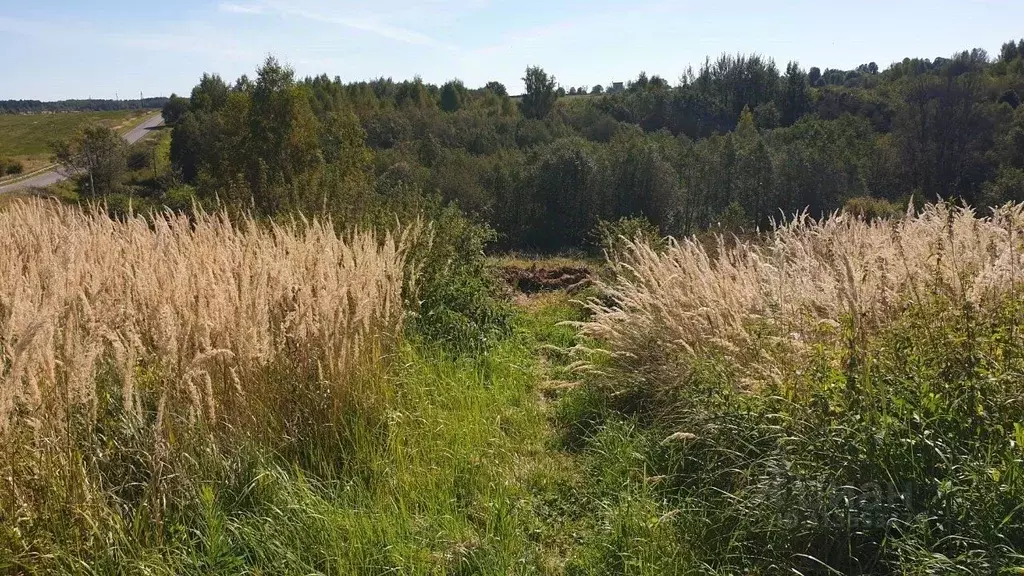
[0, 199, 412, 442]
[583, 202, 1024, 391]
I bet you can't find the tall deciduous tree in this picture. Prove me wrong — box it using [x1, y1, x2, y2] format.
[245, 57, 323, 212]
[520, 66, 557, 120]
[532, 137, 598, 249]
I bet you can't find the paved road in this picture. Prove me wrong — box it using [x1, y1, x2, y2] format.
[0, 112, 165, 194]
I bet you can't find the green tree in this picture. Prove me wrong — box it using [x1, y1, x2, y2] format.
[592, 84, 604, 95]
[440, 80, 467, 113]
[809, 67, 822, 87]
[394, 77, 434, 108]
[190, 73, 229, 113]
[484, 81, 508, 97]
[1001, 40, 1021, 63]
[51, 125, 128, 197]
[598, 128, 680, 227]
[169, 109, 203, 182]
[532, 137, 598, 249]
[246, 56, 324, 213]
[161, 94, 189, 124]
[781, 62, 809, 125]
[754, 102, 780, 129]
[733, 121, 774, 227]
[982, 166, 1024, 204]
[520, 66, 557, 120]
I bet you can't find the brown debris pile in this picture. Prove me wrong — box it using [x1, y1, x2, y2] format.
[499, 264, 592, 294]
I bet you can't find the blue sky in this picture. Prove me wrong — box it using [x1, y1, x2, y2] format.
[1, 0, 1022, 100]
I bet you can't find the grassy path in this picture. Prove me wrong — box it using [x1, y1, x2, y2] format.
[222, 288, 689, 574]
[513, 292, 690, 575]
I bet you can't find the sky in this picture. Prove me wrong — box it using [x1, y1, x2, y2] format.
[1, 0, 1022, 101]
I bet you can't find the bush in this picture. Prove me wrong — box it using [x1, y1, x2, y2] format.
[514, 118, 554, 148]
[406, 204, 515, 354]
[0, 157, 24, 176]
[843, 195, 905, 221]
[590, 216, 663, 260]
[127, 148, 151, 171]
[586, 298, 1024, 573]
[982, 166, 1024, 205]
[163, 183, 199, 212]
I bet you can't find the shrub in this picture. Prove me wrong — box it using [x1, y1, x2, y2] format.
[164, 183, 199, 211]
[127, 147, 151, 171]
[594, 298, 1024, 572]
[590, 216, 663, 260]
[1, 157, 24, 175]
[406, 204, 515, 354]
[843, 195, 905, 221]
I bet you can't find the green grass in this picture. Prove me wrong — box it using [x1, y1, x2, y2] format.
[490, 252, 599, 271]
[0, 109, 154, 176]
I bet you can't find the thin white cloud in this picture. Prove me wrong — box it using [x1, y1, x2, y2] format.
[262, 1, 452, 49]
[106, 29, 256, 61]
[470, 1, 674, 58]
[218, 2, 265, 15]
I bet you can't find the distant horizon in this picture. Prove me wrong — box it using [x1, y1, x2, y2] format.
[3, 0, 1023, 101]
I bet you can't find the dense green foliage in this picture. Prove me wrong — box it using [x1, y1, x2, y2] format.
[160, 43, 1024, 251]
[160, 94, 189, 125]
[407, 205, 516, 354]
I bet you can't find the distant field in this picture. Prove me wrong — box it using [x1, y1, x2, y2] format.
[0, 109, 155, 175]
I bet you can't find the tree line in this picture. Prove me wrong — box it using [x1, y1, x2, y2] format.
[131, 41, 1024, 249]
[0, 98, 169, 115]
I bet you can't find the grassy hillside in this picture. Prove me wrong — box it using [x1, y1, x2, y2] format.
[0, 109, 154, 175]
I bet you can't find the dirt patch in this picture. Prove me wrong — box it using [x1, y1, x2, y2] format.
[499, 264, 592, 294]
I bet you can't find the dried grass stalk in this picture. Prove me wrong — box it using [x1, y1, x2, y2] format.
[0, 200, 412, 437]
[583, 202, 1024, 390]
